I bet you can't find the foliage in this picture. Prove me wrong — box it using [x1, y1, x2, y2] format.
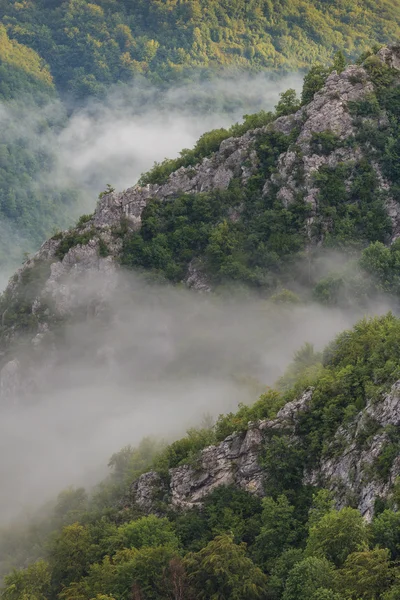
[108, 515, 180, 554]
[371, 510, 400, 560]
[252, 495, 301, 567]
[305, 508, 369, 567]
[184, 533, 268, 600]
[301, 64, 330, 104]
[2, 0, 400, 100]
[282, 556, 337, 600]
[310, 131, 341, 156]
[214, 389, 283, 441]
[277, 343, 322, 392]
[1, 560, 51, 600]
[275, 89, 301, 118]
[153, 426, 216, 472]
[296, 314, 400, 459]
[338, 548, 394, 599]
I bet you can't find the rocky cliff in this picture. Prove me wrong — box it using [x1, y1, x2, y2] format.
[131, 381, 400, 521]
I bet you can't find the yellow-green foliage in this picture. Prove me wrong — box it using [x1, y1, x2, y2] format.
[0, 24, 53, 86]
[2, 0, 400, 97]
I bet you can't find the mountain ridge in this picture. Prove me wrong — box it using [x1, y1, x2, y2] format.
[1, 44, 400, 370]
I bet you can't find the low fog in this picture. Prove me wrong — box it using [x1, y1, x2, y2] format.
[0, 266, 395, 523]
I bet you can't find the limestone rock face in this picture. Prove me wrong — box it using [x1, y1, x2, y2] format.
[132, 389, 312, 512]
[93, 130, 260, 230]
[305, 380, 400, 521]
[377, 44, 400, 70]
[132, 383, 400, 521]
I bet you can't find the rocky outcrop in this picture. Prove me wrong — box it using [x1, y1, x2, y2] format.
[131, 383, 400, 521]
[131, 389, 312, 511]
[305, 381, 400, 521]
[93, 131, 260, 230]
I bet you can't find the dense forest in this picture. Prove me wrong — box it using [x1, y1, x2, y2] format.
[3, 315, 400, 599]
[0, 25, 79, 270]
[1, 0, 400, 98]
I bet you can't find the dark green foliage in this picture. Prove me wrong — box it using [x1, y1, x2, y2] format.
[275, 89, 301, 117]
[139, 111, 275, 187]
[282, 556, 337, 600]
[348, 93, 381, 117]
[98, 238, 110, 257]
[76, 213, 94, 227]
[123, 127, 311, 289]
[184, 533, 268, 600]
[305, 508, 368, 567]
[261, 434, 306, 497]
[55, 229, 97, 260]
[153, 426, 216, 472]
[214, 389, 283, 441]
[202, 487, 263, 546]
[301, 64, 331, 104]
[371, 426, 400, 481]
[332, 51, 346, 74]
[98, 184, 115, 199]
[310, 131, 342, 155]
[0, 260, 52, 332]
[313, 159, 391, 246]
[372, 510, 400, 560]
[253, 495, 302, 567]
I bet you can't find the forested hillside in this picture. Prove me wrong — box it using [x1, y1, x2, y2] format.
[1, 0, 400, 98]
[4, 314, 400, 599]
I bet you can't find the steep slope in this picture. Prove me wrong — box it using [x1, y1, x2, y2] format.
[133, 377, 400, 522]
[3, 315, 400, 599]
[1, 45, 400, 375]
[1, 0, 400, 98]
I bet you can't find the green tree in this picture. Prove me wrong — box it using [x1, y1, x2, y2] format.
[275, 89, 301, 118]
[333, 51, 346, 74]
[307, 490, 335, 529]
[301, 65, 330, 104]
[371, 510, 400, 560]
[338, 548, 394, 599]
[184, 533, 268, 600]
[253, 495, 300, 566]
[1, 560, 50, 600]
[306, 508, 369, 567]
[282, 556, 337, 600]
[49, 523, 98, 591]
[109, 515, 180, 553]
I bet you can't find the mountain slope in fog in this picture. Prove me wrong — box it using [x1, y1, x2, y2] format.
[4, 314, 400, 599]
[1, 45, 400, 387]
